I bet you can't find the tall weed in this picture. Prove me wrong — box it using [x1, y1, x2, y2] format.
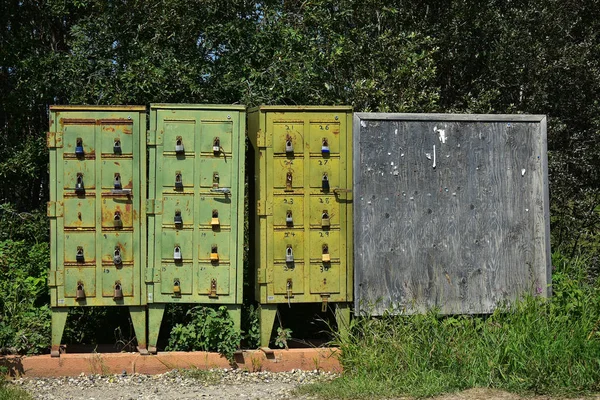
[301, 251, 600, 398]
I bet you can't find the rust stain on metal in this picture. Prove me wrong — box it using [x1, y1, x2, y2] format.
[123, 127, 133, 135]
[64, 151, 95, 159]
[100, 119, 133, 125]
[102, 204, 132, 227]
[117, 241, 129, 260]
[47, 131, 56, 147]
[61, 118, 96, 125]
[50, 105, 145, 111]
[102, 241, 129, 263]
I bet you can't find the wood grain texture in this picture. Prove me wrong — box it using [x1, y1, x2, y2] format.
[353, 115, 550, 315]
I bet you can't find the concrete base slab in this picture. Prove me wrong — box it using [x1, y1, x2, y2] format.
[0, 348, 342, 377]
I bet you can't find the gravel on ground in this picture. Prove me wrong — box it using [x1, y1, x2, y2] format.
[10, 371, 600, 400]
[10, 369, 335, 400]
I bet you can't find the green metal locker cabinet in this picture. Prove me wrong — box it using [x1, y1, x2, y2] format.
[146, 104, 245, 353]
[247, 106, 353, 348]
[47, 106, 147, 357]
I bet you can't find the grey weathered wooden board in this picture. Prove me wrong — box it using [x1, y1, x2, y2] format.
[353, 114, 550, 315]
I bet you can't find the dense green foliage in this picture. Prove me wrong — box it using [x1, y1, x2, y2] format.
[166, 306, 242, 361]
[301, 251, 600, 398]
[1, 0, 600, 361]
[0, 240, 50, 354]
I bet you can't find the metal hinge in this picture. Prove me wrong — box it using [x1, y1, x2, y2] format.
[254, 128, 272, 148]
[145, 267, 154, 284]
[46, 131, 63, 148]
[257, 267, 266, 284]
[145, 199, 162, 215]
[146, 129, 157, 146]
[46, 201, 63, 217]
[48, 271, 62, 287]
[48, 271, 57, 287]
[209, 279, 218, 298]
[256, 200, 272, 216]
[255, 129, 265, 147]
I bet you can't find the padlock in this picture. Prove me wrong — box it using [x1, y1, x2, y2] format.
[114, 211, 123, 227]
[75, 173, 85, 193]
[212, 172, 219, 188]
[210, 245, 219, 262]
[286, 210, 293, 225]
[113, 139, 122, 154]
[174, 210, 183, 226]
[175, 136, 184, 153]
[76, 246, 84, 263]
[321, 138, 330, 154]
[173, 279, 181, 296]
[75, 282, 85, 300]
[175, 172, 183, 190]
[113, 282, 123, 300]
[173, 246, 182, 261]
[113, 246, 122, 265]
[322, 244, 331, 263]
[285, 136, 293, 153]
[211, 210, 220, 227]
[113, 173, 122, 189]
[286, 172, 293, 190]
[286, 279, 293, 297]
[75, 138, 84, 157]
[213, 137, 221, 154]
[285, 245, 294, 263]
[321, 173, 330, 192]
[321, 211, 330, 228]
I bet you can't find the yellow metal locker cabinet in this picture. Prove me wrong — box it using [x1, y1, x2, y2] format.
[47, 106, 147, 356]
[248, 106, 353, 347]
[146, 104, 245, 353]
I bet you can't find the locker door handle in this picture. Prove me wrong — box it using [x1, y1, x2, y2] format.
[111, 188, 132, 195]
[333, 188, 352, 194]
[210, 187, 231, 195]
[333, 188, 352, 200]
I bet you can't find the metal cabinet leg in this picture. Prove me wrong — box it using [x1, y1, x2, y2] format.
[335, 303, 351, 342]
[129, 306, 148, 355]
[259, 304, 277, 348]
[51, 308, 68, 357]
[147, 304, 165, 354]
[227, 304, 242, 334]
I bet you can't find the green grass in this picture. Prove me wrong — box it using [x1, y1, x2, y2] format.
[0, 385, 32, 400]
[299, 252, 600, 398]
[178, 367, 221, 385]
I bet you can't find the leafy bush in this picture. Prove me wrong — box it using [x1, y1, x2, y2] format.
[166, 306, 241, 361]
[0, 240, 50, 355]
